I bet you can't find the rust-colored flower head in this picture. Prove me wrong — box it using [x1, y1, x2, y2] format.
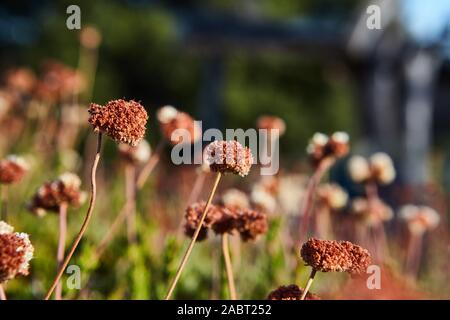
[351, 197, 393, 226]
[88, 99, 148, 146]
[257, 116, 286, 137]
[204, 140, 254, 177]
[399, 205, 440, 235]
[0, 221, 34, 283]
[157, 105, 201, 145]
[211, 205, 239, 235]
[184, 202, 222, 241]
[28, 172, 86, 217]
[234, 209, 268, 241]
[35, 61, 85, 102]
[306, 132, 349, 167]
[0, 155, 29, 185]
[300, 238, 371, 275]
[118, 139, 151, 165]
[316, 183, 348, 210]
[221, 188, 250, 210]
[4, 67, 37, 95]
[267, 284, 320, 300]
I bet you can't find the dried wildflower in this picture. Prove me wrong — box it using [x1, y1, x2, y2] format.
[348, 153, 396, 185]
[257, 116, 286, 137]
[157, 105, 201, 145]
[221, 189, 250, 210]
[205, 140, 253, 177]
[306, 132, 349, 167]
[369, 153, 396, 185]
[211, 206, 238, 235]
[267, 284, 320, 300]
[184, 202, 222, 241]
[316, 183, 348, 210]
[399, 205, 440, 235]
[351, 197, 393, 226]
[234, 209, 268, 241]
[0, 155, 28, 184]
[301, 238, 371, 275]
[118, 139, 151, 165]
[88, 99, 148, 146]
[28, 172, 86, 216]
[0, 221, 34, 283]
[35, 61, 85, 102]
[4, 67, 36, 94]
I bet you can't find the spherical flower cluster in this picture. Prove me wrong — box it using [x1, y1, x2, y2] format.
[118, 139, 151, 165]
[348, 153, 396, 185]
[28, 172, 86, 217]
[267, 284, 320, 300]
[157, 105, 201, 145]
[0, 155, 29, 184]
[350, 197, 393, 226]
[316, 183, 348, 210]
[0, 221, 34, 283]
[88, 99, 148, 146]
[184, 202, 268, 242]
[300, 238, 371, 275]
[35, 61, 85, 102]
[256, 115, 286, 137]
[306, 132, 349, 167]
[398, 205, 440, 235]
[221, 188, 250, 210]
[204, 140, 253, 177]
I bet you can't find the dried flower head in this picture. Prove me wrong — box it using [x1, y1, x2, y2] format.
[267, 284, 320, 300]
[221, 189, 250, 210]
[351, 197, 393, 226]
[183, 202, 222, 241]
[0, 155, 29, 184]
[0, 221, 34, 283]
[256, 116, 286, 137]
[348, 155, 371, 183]
[4, 67, 36, 95]
[88, 99, 148, 146]
[369, 153, 396, 185]
[157, 105, 200, 145]
[306, 132, 349, 167]
[316, 183, 348, 210]
[28, 172, 86, 216]
[234, 209, 268, 241]
[118, 139, 151, 165]
[205, 140, 253, 177]
[300, 238, 371, 275]
[399, 205, 440, 235]
[211, 205, 239, 236]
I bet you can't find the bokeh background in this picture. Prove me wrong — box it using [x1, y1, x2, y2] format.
[0, 0, 449, 299]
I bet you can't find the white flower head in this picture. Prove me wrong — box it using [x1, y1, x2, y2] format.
[348, 155, 370, 183]
[0, 221, 14, 235]
[157, 105, 178, 124]
[58, 172, 81, 190]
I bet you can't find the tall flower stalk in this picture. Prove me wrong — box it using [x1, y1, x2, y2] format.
[44, 99, 148, 299]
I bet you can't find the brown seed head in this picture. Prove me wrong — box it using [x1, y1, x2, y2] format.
[211, 205, 239, 235]
[88, 99, 148, 146]
[0, 155, 28, 184]
[28, 172, 85, 216]
[157, 106, 200, 145]
[267, 284, 320, 300]
[307, 132, 349, 167]
[0, 222, 34, 283]
[184, 202, 222, 241]
[205, 140, 253, 177]
[234, 209, 268, 241]
[300, 238, 371, 275]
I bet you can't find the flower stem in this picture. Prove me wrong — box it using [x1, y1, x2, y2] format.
[44, 132, 102, 300]
[300, 268, 317, 300]
[222, 233, 237, 300]
[0, 284, 6, 300]
[136, 140, 165, 189]
[55, 203, 68, 300]
[165, 172, 222, 300]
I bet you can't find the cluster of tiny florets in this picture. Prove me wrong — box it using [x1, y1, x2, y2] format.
[204, 140, 254, 177]
[0, 221, 34, 283]
[267, 284, 320, 300]
[316, 183, 348, 210]
[300, 238, 371, 275]
[348, 153, 396, 185]
[88, 99, 148, 146]
[398, 205, 440, 235]
[157, 105, 201, 145]
[306, 132, 349, 167]
[0, 155, 28, 184]
[350, 197, 393, 227]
